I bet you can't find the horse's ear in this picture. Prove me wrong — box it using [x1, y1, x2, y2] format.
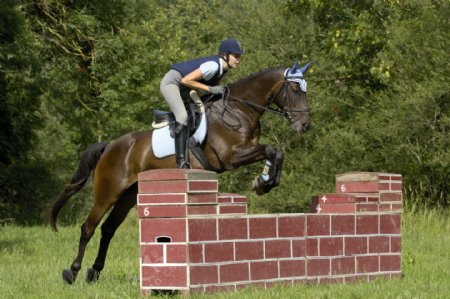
[290, 61, 299, 73]
[299, 61, 312, 74]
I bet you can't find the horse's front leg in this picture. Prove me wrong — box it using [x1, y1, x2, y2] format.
[230, 144, 284, 195]
[251, 148, 284, 195]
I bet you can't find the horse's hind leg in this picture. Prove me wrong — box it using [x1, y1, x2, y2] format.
[62, 201, 112, 284]
[86, 184, 137, 283]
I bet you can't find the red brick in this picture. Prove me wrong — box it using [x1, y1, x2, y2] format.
[306, 238, 318, 256]
[220, 263, 249, 283]
[378, 174, 391, 181]
[187, 205, 217, 215]
[190, 265, 219, 285]
[280, 259, 305, 277]
[331, 257, 355, 275]
[389, 175, 402, 181]
[204, 242, 234, 262]
[140, 218, 186, 242]
[250, 261, 278, 280]
[217, 193, 247, 203]
[331, 215, 355, 235]
[315, 194, 357, 203]
[356, 215, 379, 234]
[379, 182, 390, 191]
[141, 244, 163, 263]
[356, 256, 379, 273]
[307, 259, 330, 276]
[217, 194, 233, 203]
[356, 203, 379, 212]
[369, 236, 390, 253]
[391, 182, 402, 191]
[232, 195, 247, 203]
[379, 204, 399, 212]
[307, 215, 330, 236]
[345, 236, 368, 255]
[218, 204, 247, 214]
[187, 193, 217, 204]
[188, 218, 217, 242]
[265, 239, 291, 258]
[320, 237, 343, 256]
[188, 244, 203, 263]
[354, 194, 380, 202]
[188, 180, 218, 192]
[137, 205, 186, 218]
[235, 241, 264, 260]
[138, 193, 186, 204]
[380, 214, 401, 234]
[219, 218, 248, 240]
[166, 244, 187, 263]
[292, 239, 306, 257]
[336, 181, 379, 193]
[141, 266, 187, 287]
[319, 203, 357, 213]
[390, 236, 402, 253]
[380, 255, 401, 272]
[278, 215, 305, 237]
[139, 180, 187, 194]
[380, 192, 402, 202]
[249, 217, 277, 239]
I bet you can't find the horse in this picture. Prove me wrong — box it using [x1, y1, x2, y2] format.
[51, 61, 311, 284]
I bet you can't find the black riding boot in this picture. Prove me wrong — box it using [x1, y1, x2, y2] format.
[174, 122, 191, 169]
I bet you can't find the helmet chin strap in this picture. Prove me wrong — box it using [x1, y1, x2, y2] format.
[225, 52, 232, 68]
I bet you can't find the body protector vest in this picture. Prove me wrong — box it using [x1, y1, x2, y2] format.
[171, 55, 226, 86]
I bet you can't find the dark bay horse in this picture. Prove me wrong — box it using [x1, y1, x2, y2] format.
[51, 62, 311, 284]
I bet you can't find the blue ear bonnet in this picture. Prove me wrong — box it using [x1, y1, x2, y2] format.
[284, 61, 311, 92]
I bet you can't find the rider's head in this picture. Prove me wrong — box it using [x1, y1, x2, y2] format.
[219, 38, 243, 69]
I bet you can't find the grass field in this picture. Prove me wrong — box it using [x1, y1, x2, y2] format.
[1, 209, 449, 299]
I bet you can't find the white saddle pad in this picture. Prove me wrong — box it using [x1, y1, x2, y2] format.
[152, 113, 207, 158]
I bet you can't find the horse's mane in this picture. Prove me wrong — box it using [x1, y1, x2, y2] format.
[228, 67, 284, 88]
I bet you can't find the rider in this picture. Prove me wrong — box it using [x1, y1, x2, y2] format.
[160, 38, 243, 169]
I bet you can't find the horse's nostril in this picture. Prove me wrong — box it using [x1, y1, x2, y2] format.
[303, 122, 310, 131]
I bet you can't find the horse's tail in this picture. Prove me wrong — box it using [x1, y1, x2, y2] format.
[51, 141, 109, 231]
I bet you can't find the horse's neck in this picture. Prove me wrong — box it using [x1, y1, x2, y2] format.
[205, 68, 284, 131]
[230, 68, 284, 104]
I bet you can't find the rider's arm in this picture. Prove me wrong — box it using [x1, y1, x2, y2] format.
[181, 61, 221, 92]
[180, 69, 210, 92]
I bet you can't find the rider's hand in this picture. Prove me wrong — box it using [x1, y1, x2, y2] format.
[208, 85, 226, 95]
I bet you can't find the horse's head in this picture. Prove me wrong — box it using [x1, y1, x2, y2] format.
[272, 62, 311, 133]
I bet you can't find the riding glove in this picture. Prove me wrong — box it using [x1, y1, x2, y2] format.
[209, 85, 226, 95]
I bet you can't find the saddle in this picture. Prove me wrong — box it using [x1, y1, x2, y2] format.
[152, 90, 205, 138]
[151, 91, 215, 170]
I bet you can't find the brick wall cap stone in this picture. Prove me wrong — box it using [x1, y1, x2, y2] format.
[138, 169, 217, 181]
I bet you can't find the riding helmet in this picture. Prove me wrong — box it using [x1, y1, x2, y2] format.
[219, 38, 244, 54]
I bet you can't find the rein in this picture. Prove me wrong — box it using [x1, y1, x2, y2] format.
[226, 80, 310, 117]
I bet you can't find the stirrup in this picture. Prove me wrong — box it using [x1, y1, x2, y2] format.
[177, 161, 192, 169]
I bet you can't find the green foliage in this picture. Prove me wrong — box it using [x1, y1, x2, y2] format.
[0, 0, 448, 224]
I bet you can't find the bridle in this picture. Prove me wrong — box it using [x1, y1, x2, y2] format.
[225, 78, 310, 119]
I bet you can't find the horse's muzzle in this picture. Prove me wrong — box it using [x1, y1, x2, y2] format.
[290, 115, 310, 133]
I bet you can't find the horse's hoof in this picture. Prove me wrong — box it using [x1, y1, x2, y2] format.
[62, 269, 77, 284]
[252, 177, 265, 196]
[86, 267, 100, 283]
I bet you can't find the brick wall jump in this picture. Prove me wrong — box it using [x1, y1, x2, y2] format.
[137, 170, 402, 295]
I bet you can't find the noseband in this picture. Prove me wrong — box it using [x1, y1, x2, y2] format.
[275, 80, 310, 115]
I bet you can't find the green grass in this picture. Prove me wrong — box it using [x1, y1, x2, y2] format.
[1, 209, 449, 299]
